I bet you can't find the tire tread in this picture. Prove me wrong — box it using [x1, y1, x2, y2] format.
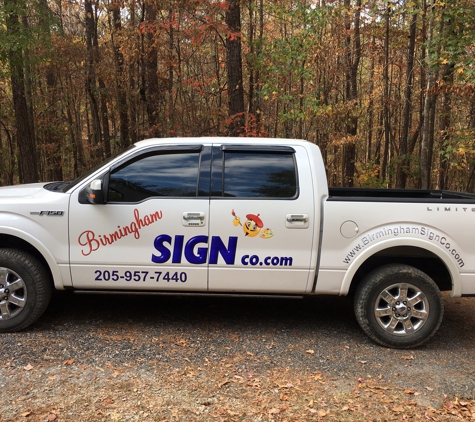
[0, 248, 52, 332]
[354, 264, 444, 349]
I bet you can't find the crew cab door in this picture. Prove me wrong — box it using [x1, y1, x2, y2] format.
[208, 144, 316, 293]
[68, 144, 211, 291]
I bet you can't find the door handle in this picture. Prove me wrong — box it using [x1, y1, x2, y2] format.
[182, 212, 205, 227]
[286, 214, 308, 222]
[286, 214, 309, 228]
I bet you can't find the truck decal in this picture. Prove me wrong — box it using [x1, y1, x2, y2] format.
[241, 254, 293, 267]
[79, 208, 163, 256]
[152, 235, 238, 265]
[343, 224, 465, 267]
[94, 270, 187, 283]
[231, 209, 275, 239]
[151, 234, 294, 267]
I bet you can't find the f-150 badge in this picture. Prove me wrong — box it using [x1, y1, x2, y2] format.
[30, 210, 64, 216]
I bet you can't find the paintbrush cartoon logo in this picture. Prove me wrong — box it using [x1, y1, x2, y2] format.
[231, 210, 274, 239]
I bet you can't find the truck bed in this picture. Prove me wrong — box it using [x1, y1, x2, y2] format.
[328, 187, 475, 203]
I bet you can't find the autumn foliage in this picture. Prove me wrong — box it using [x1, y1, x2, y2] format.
[0, 0, 474, 190]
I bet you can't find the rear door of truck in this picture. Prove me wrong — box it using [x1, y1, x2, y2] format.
[207, 143, 317, 293]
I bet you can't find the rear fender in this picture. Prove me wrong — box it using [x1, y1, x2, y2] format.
[340, 237, 462, 297]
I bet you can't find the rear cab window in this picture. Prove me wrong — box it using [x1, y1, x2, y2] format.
[211, 145, 298, 199]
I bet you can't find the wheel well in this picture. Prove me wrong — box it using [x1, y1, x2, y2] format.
[348, 246, 452, 295]
[0, 234, 54, 283]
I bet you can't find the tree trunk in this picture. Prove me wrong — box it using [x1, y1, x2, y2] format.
[110, 3, 130, 150]
[144, 2, 162, 137]
[381, 3, 390, 184]
[366, 38, 375, 163]
[38, 0, 63, 181]
[5, 0, 38, 183]
[437, 66, 454, 190]
[255, 0, 264, 126]
[341, 0, 361, 187]
[129, 1, 138, 144]
[396, 7, 417, 188]
[167, 8, 174, 136]
[0, 120, 14, 185]
[85, 0, 102, 155]
[421, 0, 441, 189]
[226, 0, 245, 136]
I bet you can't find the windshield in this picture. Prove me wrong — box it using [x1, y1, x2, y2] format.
[60, 146, 136, 192]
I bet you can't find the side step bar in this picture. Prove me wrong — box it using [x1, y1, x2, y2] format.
[73, 290, 304, 300]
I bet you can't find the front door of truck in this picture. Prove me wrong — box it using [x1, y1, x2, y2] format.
[208, 144, 316, 293]
[69, 144, 211, 291]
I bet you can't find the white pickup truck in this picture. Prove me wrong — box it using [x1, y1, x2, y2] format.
[1, 137, 474, 348]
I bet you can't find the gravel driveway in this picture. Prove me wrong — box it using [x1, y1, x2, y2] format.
[1, 291, 475, 421]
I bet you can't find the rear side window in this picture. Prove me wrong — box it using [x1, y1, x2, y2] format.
[108, 152, 200, 202]
[223, 152, 297, 198]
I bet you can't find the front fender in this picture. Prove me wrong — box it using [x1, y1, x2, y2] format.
[0, 225, 69, 290]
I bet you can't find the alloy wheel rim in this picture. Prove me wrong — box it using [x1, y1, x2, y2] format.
[0, 267, 27, 321]
[374, 282, 429, 336]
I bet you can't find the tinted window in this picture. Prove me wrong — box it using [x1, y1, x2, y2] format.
[223, 152, 297, 198]
[108, 152, 200, 202]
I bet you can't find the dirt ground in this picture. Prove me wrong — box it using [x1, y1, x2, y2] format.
[1, 291, 475, 421]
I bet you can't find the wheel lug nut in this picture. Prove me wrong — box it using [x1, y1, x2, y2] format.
[4, 289, 8, 294]
[396, 301, 400, 305]
[408, 307, 411, 311]
[392, 307, 396, 311]
[403, 301, 407, 305]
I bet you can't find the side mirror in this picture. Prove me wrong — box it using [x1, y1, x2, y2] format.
[86, 179, 105, 204]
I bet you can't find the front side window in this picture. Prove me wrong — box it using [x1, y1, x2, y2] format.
[108, 152, 200, 202]
[223, 151, 297, 198]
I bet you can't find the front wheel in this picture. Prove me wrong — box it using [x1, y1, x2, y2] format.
[0, 249, 52, 332]
[354, 264, 444, 349]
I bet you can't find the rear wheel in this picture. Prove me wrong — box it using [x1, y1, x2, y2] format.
[0, 249, 52, 332]
[354, 264, 444, 349]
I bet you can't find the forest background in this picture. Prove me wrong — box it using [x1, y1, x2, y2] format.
[0, 0, 474, 191]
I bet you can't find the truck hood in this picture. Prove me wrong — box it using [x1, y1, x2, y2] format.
[0, 183, 50, 200]
[0, 183, 70, 209]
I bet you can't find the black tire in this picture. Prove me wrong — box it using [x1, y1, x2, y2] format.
[354, 263, 444, 349]
[0, 248, 52, 332]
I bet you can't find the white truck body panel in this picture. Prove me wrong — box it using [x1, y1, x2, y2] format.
[318, 201, 474, 296]
[0, 138, 474, 297]
[1, 137, 475, 347]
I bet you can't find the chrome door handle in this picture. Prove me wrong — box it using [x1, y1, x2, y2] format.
[183, 212, 205, 221]
[286, 214, 308, 222]
[286, 214, 309, 229]
[182, 212, 205, 227]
